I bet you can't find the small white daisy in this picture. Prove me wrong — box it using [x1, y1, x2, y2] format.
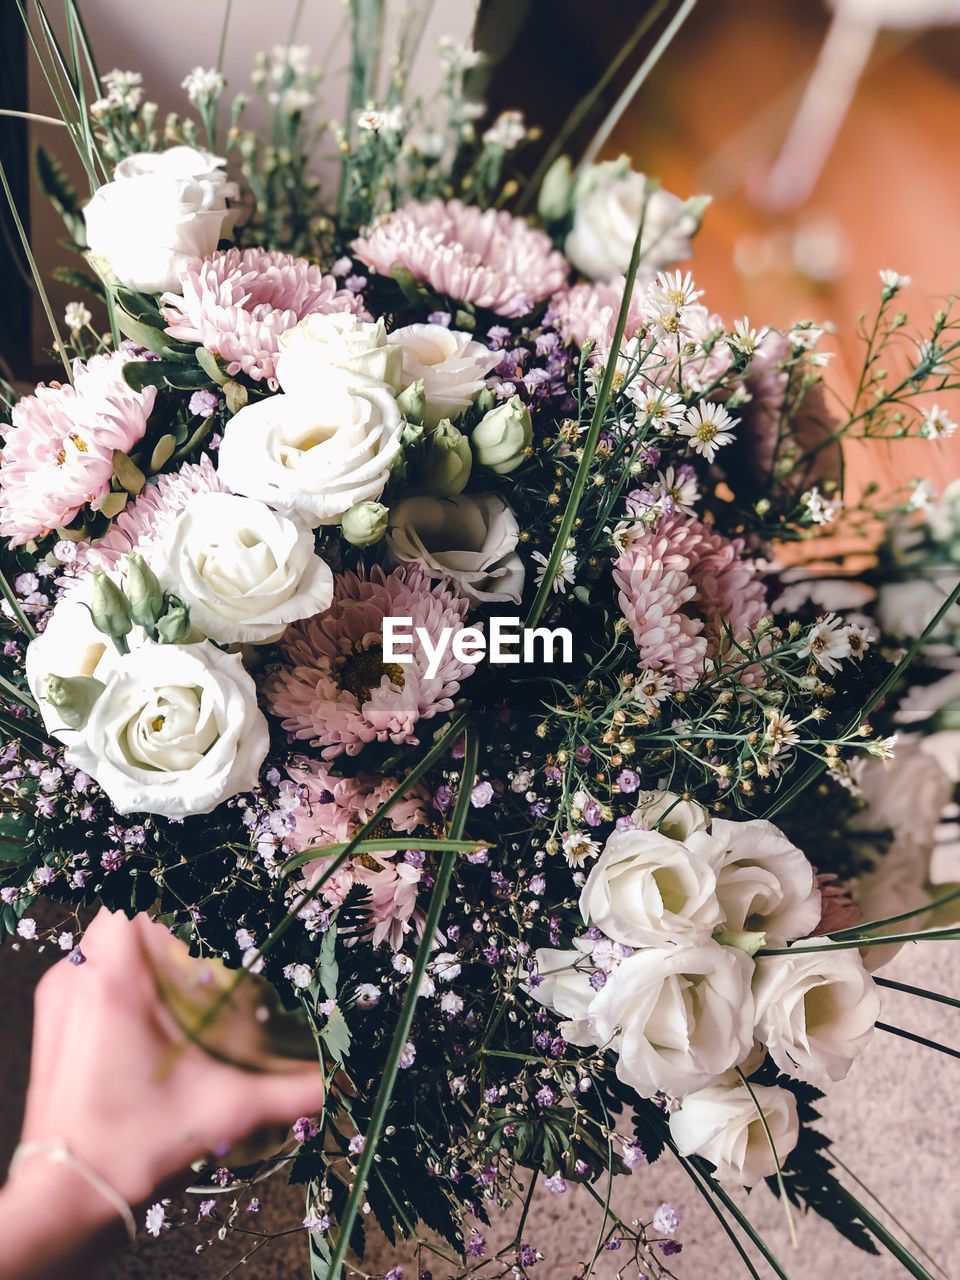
[920, 403, 957, 440]
[729, 316, 769, 356]
[645, 465, 700, 516]
[626, 381, 686, 430]
[678, 401, 738, 461]
[532, 548, 577, 592]
[798, 613, 851, 674]
[633, 668, 672, 714]
[561, 830, 601, 868]
[801, 485, 843, 526]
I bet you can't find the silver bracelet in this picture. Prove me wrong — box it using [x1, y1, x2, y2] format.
[8, 1140, 138, 1244]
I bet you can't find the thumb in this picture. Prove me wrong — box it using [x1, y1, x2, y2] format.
[247, 1065, 326, 1131]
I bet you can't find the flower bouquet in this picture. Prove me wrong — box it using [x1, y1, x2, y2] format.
[1, 5, 959, 1277]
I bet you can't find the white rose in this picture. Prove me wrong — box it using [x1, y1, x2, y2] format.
[386, 492, 525, 605]
[216, 375, 403, 526]
[631, 789, 708, 842]
[65, 641, 268, 818]
[276, 313, 402, 395]
[669, 1081, 800, 1186]
[565, 166, 698, 282]
[711, 818, 822, 947]
[152, 493, 334, 645]
[84, 146, 237, 294]
[387, 324, 499, 427]
[573, 942, 755, 1099]
[752, 946, 880, 1087]
[579, 826, 723, 947]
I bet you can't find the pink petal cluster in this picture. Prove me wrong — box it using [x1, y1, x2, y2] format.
[614, 512, 769, 689]
[286, 758, 432, 949]
[161, 248, 367, 389]
[0, 352, 155, 547]
[75, 454, 225, 575]
[265, 566, 476, 758]
[548, 276, 649, 351]
[352, 199, 569, 318]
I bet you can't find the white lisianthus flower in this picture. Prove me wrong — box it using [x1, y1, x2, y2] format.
[579, 826, 723, 947]
[711, 818, 822, 947]
[65, 641, 269, 818]
[83, 147, 237, 294]
[631, 789, 708, 842]
[25, 579, 132, 738]
[276, 313, 403, 395]
[216, 375, 403, 527]
[387, 324, 499, 428]
[152, 493, 334, 644]
[528, 941, 597, 1043]
[386, 492, 525, 605]
[555, 942, 755, 1099]
[752, 946, 880, 1087]
[565, 165, 699, 282]
[669, 1081, 800, 1186]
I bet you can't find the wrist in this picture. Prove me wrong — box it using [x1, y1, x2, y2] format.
[6, 1148, 131, 1244]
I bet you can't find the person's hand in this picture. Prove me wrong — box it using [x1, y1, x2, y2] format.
[5, 908, 324, 1270]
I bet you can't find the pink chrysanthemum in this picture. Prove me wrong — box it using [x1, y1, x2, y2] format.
[352, 199, 569, 318]
[0, 352, 155, 547]
[266, 566, 476, 758]
[74, 454, 225, 576]
[614, 512, 769, 689]
[547, 277, 648, 351]
[285, 758, 431, 945]
[286, 758, 429, 851]
[161, 248, 368, 389]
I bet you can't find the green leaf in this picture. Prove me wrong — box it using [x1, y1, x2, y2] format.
[0, 812, 32, 864]
[318, 924, 339, 1001]
[52, 266, 105, 301]
[114, 309, 186, 359]
[195, 347, 229, 386]
[112, 450, 145, 496]
[319, 1006, 351, 1064]
[223, 380, 248, 414]
[149, 434, 177, 473]
[34, 144, 83, 238]
[115, 289, 164, 325]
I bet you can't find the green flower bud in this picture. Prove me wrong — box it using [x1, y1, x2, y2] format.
[473, 387, 497, 417]
[397, 378, 426, 424]
[470, 395, 532, 475]
[43, 674, 105, 730]
[124, 552, 165, 631]
[156, 596, 192, 645]
[89, 570, 132, 653]
[341, 501, 389, 547]
[419, 420, 472, 496]
[401, 418, 425, 448]
[538, 155, 574, 222]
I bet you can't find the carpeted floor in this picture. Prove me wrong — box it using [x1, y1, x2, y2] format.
[1, 908, 956, 1279]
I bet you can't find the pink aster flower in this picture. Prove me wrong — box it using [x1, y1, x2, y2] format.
[74, 454, 226, 576]
[0, 352, 155, 547]
[161, 248, 368, 389]
[547, 277, 648, 351]
[266, 566, 476, 758]
[614, 512, 768, 689]
[352, 199, 569, 318]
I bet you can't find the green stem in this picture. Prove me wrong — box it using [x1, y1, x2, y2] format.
[0, 160, 72, 381]
[736, 1069, 798, 1250]
[514, 0, 672, 212]
[876, 1020, 960, 1061]
[830, 1182, 935, 1280]
[759, 928, 960, 956]
[828, 886, 960, 940]
[831, 1154, 950, 1280]
[282, 836, 489, 875]
[523, 197, 651, 629]
[672, 1154, 764, 1279]
[324, 727, 478, 1278]
[0, 567, 36, 640]
[874, 976, 960, 1011]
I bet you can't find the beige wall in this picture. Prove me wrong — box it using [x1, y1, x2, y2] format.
[25, 0, 476, 364]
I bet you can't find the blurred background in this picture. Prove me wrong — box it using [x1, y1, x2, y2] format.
[0, 1, 958, 1276]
